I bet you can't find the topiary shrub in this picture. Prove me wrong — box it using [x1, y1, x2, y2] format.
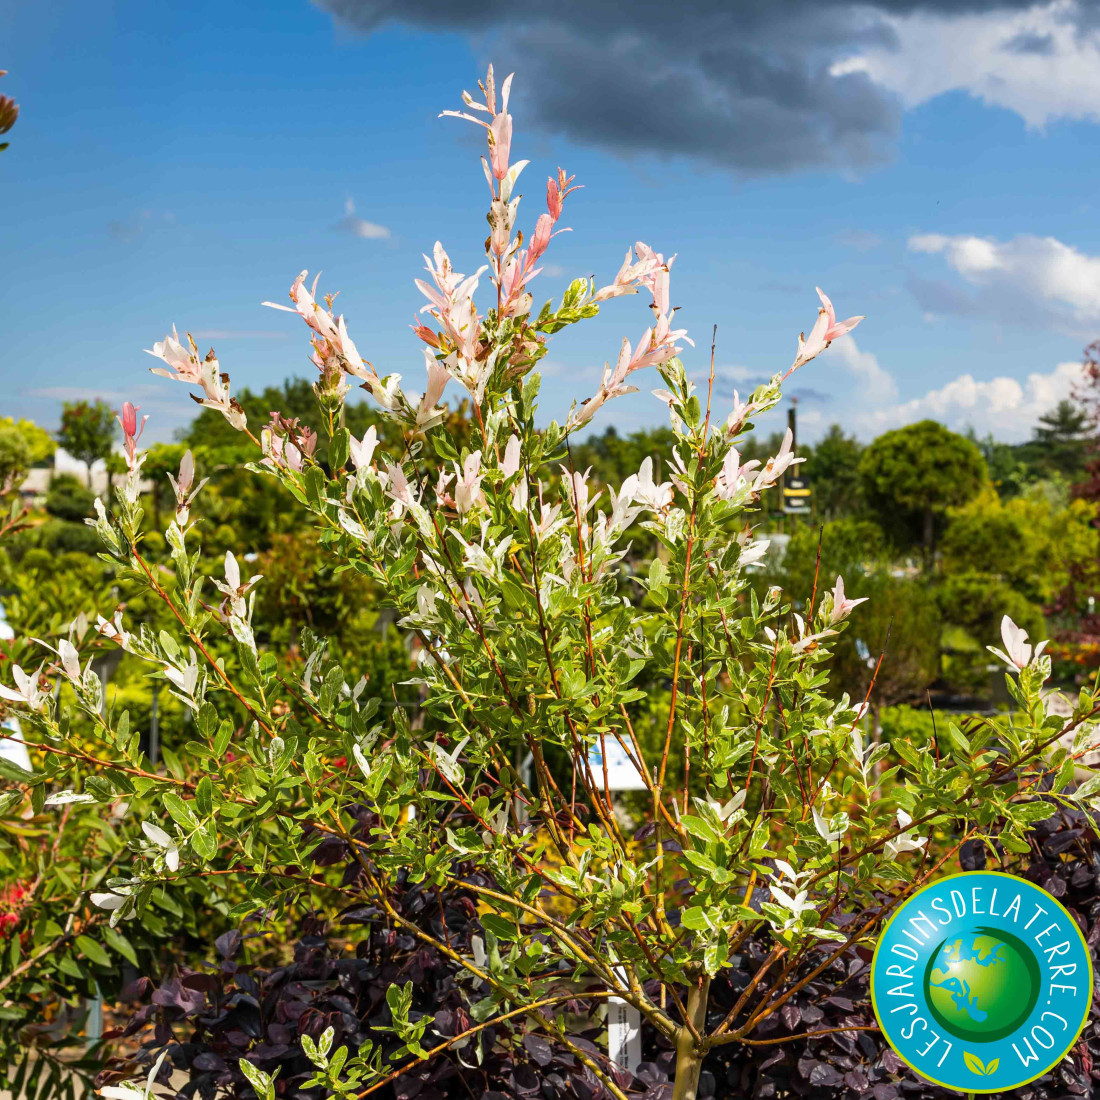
[45, 473, 96, 522]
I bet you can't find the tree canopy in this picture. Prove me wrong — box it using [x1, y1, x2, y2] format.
[859, 419, 987, 558]
[56, 399, 117, 485]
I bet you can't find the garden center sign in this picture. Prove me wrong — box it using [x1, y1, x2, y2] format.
[871, 872, 1092, 1093]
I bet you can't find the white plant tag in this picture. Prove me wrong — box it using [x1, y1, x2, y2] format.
[607, 996, 642, 1072]
[587, 737, 648, 790]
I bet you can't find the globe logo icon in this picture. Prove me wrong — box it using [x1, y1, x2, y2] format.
[872, 874, 1092, 1092]
[924, 928, 1041, 1043]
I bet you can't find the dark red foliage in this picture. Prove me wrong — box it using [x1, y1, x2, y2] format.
[106, 871, 625, 1100]
[109, 807, 1100, 1100]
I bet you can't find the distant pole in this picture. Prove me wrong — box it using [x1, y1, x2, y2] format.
[779, 399, 799, 531]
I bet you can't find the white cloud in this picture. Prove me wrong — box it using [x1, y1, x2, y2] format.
[709, 339, 895, 409]
[791, 330, 1084, 442]
[335, 198, 390, 240]
[832, 0, 1100, 128]
[821, 337, 898, 405]
[908, 232, 1100, 326]
[849, 359, 1084, 441]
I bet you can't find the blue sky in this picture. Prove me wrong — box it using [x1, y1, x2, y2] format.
[3, 0, 1100, 444]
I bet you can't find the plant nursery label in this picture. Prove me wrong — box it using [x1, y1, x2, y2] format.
[870, 871, 1092, 1094]
[607, 996, 642, 1072]
[587, 737, 648, 791]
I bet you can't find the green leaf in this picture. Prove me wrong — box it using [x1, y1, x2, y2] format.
[0, 790, 24, 815]
[1053, 755, 1076, 793]
[680, 815, 722, 845]
[480, 913, 518, 940]
[102, 926, 138, 966]
[1073, 773, 1100, 802]
[196, 702, 217, 740]
[943, 723, 971, 757]
[328, 1045, 348, 1079]
[163, 792, 198, 830]
[195, 776, 214, 817]
[999, 827, 1030, 854]
[648, 557, 668, 596]
[301, 1032, 320, 1066]
[1014, 800, 1056, 823]
[679, 906, 713, 931]
[57, 953, 85, 979]
[894, 740, 922, 769]
[74, 934, 111, 968]
[0, 758, 33, 783]
[214, 720, 233, 758]
[238, 1059, 276, 1100]
[191, 824, 218, 861]
[330, 427, 350, 472]
[160, 745, 186, 781]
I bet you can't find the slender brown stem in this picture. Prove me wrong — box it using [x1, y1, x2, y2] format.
[132, 549, 274, 735]
[358, 992, 619, 1097]
[740, 1024, 879, 1046]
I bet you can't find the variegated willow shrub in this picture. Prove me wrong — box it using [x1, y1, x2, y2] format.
[3, 66, 1100, 1100]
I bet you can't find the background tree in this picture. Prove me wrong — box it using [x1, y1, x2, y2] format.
[969, 430, 1030, 499]
[0, 424, 30, 493]
[800, 424, 863, 520]
[0, 417, 57, 496]
[941, 486, 1099, 610]
[0, 417, 56, 468]
[769, 517, 886, 601]
[859, 419, 986, 561]
[56, 399, 117, 487]
[35, 474, 102, 555]
[1016, 398, 1091, 485]
[764, 518, 940, 717]
[43, 474, 95, 523]
[571, 424, 677, 487]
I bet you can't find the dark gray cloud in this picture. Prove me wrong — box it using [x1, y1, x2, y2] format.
[708, 369, 832, 405]
[1002, 29, 1057, 54]
[316, 0, 1056, 175]
[905, 270, 1098, 338]
[789, 387, 834, 406]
